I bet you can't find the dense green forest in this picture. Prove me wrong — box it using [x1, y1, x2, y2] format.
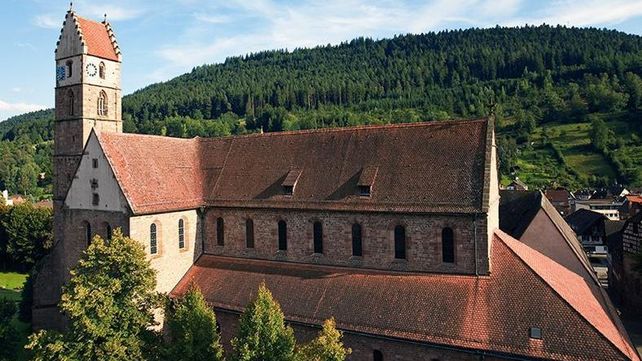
[2, 25, 642, 197]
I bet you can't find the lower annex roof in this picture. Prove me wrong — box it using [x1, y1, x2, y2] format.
[172, 230, 639, 361]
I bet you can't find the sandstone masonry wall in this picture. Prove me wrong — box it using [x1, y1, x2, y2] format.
[203, 207, 489, 275]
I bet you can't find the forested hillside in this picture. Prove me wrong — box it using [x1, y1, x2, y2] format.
[2, 25, 642, 198]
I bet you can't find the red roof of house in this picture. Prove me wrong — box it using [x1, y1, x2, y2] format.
[76, 16, 119, 61]
[544, 189, 570, 205]
[172, 230, 639, 361]
[626, 194, 642, 205]
[96, 119, 491, 215]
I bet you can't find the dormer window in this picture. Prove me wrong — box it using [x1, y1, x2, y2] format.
[529, 327, 542, 340]
[282, 169, 302, 197]
[357, 166, 378, 197]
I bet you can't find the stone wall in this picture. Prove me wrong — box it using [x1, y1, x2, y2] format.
[203, 207, 490, 275]
[129, 209, 202, 293]
[61, 208, 130, 278]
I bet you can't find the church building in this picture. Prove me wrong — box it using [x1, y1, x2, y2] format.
[33, 10, 640, 361]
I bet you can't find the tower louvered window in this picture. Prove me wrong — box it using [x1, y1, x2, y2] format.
[99, 62, 106, 79]
[67, 89, 75, 116]
[97, 90, 108, 116]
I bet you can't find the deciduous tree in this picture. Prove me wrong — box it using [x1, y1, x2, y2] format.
[27, 229, 160, 361]
[231, 283, 295, 361]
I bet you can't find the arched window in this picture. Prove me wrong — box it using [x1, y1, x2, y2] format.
[105, 222, 112, 240]
[150, 223, 158, 255]
[278, 220, 287, 251]
[394, 225, 406, 259]
[246, 219, 254, 248]
[442, 227, 455, 263]
[313, 221, 323, 254]
[373, 350, 383, 361]
[97, 90, 108, 116]
[216, 218, 224, 246]
[99, 62, 105, 79]
[66, 60, 73, 78]
[83, 221, 91, 246]
[67, 89, 75, 116]
[352, 223, 362, 257]
[178, 219, 185, 249]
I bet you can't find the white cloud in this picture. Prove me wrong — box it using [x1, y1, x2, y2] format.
[78, 4, 146, 22]
[193, 13, 232, 24]
[507, 0, 642, 27]
[0, 100, 48, 121]
[33, 14, 61, 29]
[146, 0, 642, 85]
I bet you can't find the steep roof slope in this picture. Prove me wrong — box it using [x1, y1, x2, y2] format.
[97, 132, 202, 214]
[75, 15, 119, 61]
[173, 230, 639, 361]
[566, 208, 607, 234]
[96, 119, 491, 215]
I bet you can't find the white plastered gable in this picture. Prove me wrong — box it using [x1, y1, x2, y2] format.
[65, 131, 130, 213]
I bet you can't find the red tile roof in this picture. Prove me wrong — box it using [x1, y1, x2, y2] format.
[97, 132, 203, 214]
[96, 119, 490, 215]
[626, 194, 642, 205]
[172, 231, 639, 361]
[75, 16, 119, 61]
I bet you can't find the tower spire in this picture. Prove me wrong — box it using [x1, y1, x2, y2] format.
[69, 2, 73, 12]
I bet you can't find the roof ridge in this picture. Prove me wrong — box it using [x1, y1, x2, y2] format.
[197, 117, 489, 142]
[495, 230, 639, 360]
[105, 117, 488, 144]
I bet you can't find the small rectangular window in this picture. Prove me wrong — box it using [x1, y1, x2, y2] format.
[90, 179, 98, 189]
[92, 193, 100, 206]
[283, 185, 294, 196]
[92, 158, 98, 168]
[529, 327, 542, 339]
[358, 185, 371, 197]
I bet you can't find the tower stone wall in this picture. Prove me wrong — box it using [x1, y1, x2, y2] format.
[33, 10, 122, 329]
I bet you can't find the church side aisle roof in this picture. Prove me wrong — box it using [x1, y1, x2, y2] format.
[171, 230, 639, 361]
[97, 118, 490, 215]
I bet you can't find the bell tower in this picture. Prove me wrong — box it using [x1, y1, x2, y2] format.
[32, 8, 122, 329]
[53, 9, 122, 204]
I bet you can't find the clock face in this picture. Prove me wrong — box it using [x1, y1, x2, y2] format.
[86, 63, 97, 77]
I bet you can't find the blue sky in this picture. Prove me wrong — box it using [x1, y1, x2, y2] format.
[2, 0, 642, 121]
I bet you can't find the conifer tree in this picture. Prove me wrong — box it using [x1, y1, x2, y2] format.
[164, 283, 224, 361]
[27, 229, 161, 361]
[295, 318, 351, 361]
[231, 283, 295, 361]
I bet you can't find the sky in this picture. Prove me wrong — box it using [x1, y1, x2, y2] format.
[2, 0, 642, 121]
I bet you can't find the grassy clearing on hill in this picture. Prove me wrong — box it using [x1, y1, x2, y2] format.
[507, 112, 642, 189]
